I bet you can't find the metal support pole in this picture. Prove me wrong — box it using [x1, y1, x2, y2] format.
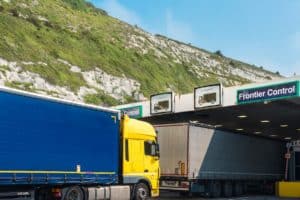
[285, 143, 292, 181]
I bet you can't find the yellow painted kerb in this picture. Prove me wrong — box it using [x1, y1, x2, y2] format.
[276, 181, 300, 198]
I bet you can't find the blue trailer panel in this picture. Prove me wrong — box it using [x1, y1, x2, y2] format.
[0, 88, 120, 186]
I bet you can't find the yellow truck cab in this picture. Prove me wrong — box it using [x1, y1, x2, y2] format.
[122, 115, 160, 199]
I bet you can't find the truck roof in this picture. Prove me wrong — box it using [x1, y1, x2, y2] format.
[124, 115, 156, 138]
[0, 86, 120, 118]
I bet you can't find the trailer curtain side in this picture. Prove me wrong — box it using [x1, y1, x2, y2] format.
[0, 90, 120, 185]
[156, 123, 285, 181]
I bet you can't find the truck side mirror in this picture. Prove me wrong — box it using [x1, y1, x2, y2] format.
[154, 142, 160, 158]
[156, 144, 160, 157]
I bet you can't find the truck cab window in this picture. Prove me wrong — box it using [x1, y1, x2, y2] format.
[144, 141, 159, 157]
[125, 139, 129, 161]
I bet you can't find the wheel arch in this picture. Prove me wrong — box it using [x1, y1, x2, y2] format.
[123, 176, 152, 189]
[132, 179, 152, 199]
[61, 185, 85, 200]
[136, 178, 152, 194]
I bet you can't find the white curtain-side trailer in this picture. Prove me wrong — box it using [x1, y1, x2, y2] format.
[156, 123, 285, 197]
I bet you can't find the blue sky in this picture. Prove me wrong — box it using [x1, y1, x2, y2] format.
[89, 0, 300, 76]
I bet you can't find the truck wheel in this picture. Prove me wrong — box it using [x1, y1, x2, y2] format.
[262, 182, 274, 195]
[133, 183, 150, 200]
[234, 182, 244, 196]
[36, 188, 52, 200]
[179, 191, 191, 196]
[209, 181, 221, 198]
[64, 186, 84, 200]
[223, 181, 233, 197]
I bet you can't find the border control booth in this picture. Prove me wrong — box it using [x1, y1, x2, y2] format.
[114, 76, 300, 197]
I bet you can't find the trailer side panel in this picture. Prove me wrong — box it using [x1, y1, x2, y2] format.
[188, 125, 285, 180]
[0, 90, 120, 185]
[156, 124, 188, 177]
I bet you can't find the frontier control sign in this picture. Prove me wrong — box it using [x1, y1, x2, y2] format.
[237, 81, 299, 104]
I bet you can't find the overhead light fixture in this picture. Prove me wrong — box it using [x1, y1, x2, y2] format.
[236, 128, 244, 131]
[190, 120, 199, 123]
[280, 124, 288, 128]
[238, 115, 247, 119]
[254, 131, 262, 134]
[270, 134, 277, 137]
[215, 124, 223, 128]
[297, 128, 300, 131]
[260, 120, 270, 123]
[284, 137, 292, 140]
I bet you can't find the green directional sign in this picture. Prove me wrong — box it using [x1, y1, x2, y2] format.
[119, 105, 143, 119]
[237, 81, 299, 104]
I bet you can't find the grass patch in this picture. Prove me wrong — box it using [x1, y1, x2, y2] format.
[83, 91, 120, 106]
[23, 63, 86, 92]
[0, 0, 279, 105]
[5, 81, 34, 92]
[0, 65, 10, 73]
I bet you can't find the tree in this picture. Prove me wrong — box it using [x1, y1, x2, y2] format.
[214, 50, 223, 57]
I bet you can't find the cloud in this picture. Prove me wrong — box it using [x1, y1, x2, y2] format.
[165, 10, 196, 44]
[93, 0, 141, 26]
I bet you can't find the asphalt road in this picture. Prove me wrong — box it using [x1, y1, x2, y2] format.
[157, 191, 297, 200]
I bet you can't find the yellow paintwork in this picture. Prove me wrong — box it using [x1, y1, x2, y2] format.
[276, 181, 300, 198]
[122, 115, 160, 197]
[122, 115, 157, 139]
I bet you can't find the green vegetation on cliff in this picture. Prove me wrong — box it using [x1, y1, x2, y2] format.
[0, 0, 280, 105]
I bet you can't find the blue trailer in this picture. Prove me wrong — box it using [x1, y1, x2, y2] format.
[0, 87, 160, 200]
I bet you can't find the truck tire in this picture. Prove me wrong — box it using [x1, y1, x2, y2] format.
[133, 183, 150, 200]
[262, 182, 274, 195]
[63, 186, 84, 200]
[35, 188, 52, 200]
[179, 191, 192, 197]
[209, 181, 221, 198]
[233, 182, 244, 196]
[223, 181, 233, 197]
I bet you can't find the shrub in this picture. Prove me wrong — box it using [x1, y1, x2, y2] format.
[84, 92, 120, 106]
[63, 0, 87, 11]
[214, 50, 223, 57]
[10, 8, 19, 17]
[266, 76, 272, 80]
[86, 2, 107, 15]
[28, 16, 41, 28]
[0, 6, 4, 12]
[44, 20, 54, 28]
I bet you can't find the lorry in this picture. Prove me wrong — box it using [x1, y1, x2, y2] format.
[155, 123, 285, 197]
[0, 87, 160, 200]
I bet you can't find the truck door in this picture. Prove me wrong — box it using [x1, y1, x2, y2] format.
[143, 140, 160, 189]
[126, 139, 144, 173]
